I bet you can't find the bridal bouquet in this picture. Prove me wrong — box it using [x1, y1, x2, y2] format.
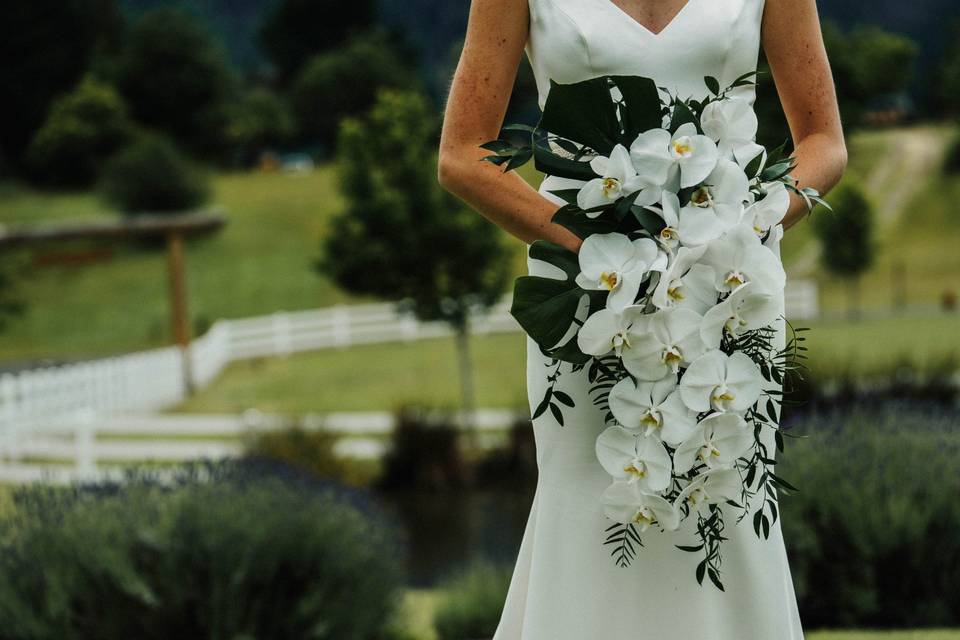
[481, 73, 828, 590]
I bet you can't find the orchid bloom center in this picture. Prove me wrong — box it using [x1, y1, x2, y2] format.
[602, 177, 621, 198]
[711, 384, 736, 411]
[632, 507, 657, 529]
[697, 441, 722, 463]
[690, 185, 714, 208]
[600, 270, 621, 291]
[686, 487, 707, 507]
[662, 345, 683, 370]
[667, 278, 685, 301]
[640, 408, 662, 430]
[611, 330, 632, 356]
[624, 459, 648, 479]
[672, 136, 694, 158]
[723, 312, 747, 336]
[724, 270, 747, 288]
[660, 227, 679, 244]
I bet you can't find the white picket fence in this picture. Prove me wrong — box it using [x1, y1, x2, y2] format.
[0, 282, 819, 467]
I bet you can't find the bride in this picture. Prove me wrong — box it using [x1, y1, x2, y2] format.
[437, 0, 846, 637]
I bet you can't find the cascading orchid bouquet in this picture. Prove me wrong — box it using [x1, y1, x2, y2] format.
[480, 72, 828, 590]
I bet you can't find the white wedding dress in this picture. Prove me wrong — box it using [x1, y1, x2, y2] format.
[494, 0, 805, 638]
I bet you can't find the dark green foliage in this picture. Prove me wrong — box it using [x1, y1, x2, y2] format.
[779, 404, 960, 627]
[318, 87, 511, 327]
[433, 561, 513, 640]
[226, 86, 295, 167]
[259, 0, 377, 83]
[243, 424, 350, 484]
[291, 30, 416, 154]
[472, 416, 538, 489]
[0, 460, 406, 640]
[377, 405, 468, 492]
[812, 181, 875, 277]
[116, 7, 236, 159]
[0, 0, 124, 169]
[944, 128, 960, 174]
[25, 75, 133, 187]
[99, 133, 210, 213]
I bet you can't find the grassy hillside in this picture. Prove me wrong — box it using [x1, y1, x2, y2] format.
[0, 124, 954, 365]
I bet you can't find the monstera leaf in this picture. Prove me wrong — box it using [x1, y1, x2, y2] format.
[510, 240, 605, 364]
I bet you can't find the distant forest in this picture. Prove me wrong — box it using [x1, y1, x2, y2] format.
[118, 0, 959, 110]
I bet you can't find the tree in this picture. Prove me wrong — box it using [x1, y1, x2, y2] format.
[25, 74, 133, 187]
[226, 87, 295, 168]
[116, 7, 236, 160]
[754, 20, 919, 151]
[317, 89, 512, 427]
[258, 0, 377, 84]
[934, 19, 960, 117]
[812, 182, 876, 319]
[290, 30, 416, 155]
[0, 0, 124, 170]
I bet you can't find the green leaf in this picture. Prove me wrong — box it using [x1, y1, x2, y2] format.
[510, 276, 584, 351]
[669, 100, 699, 132]
[553, 390, 575, 407]
[545, 188, 582, 205]
[552, 204, 620, 239]
[707, 567, 725, 591]
[631, 205, 667, 236]
[609, 75, 662, 142]
[528, 239, 580, 280]
[539, 77, 620, 155]
[532, 138, 597, 180]
[504, 147, 533, 172]
[705, 76, 720, 95]
[675, 544, 704, 552]
[549, 402, 565, 425]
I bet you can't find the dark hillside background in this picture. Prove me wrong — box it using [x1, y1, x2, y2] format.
[118, 0, 958, 109]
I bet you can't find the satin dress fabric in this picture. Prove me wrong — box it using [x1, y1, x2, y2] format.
[493, 1, 804, 638]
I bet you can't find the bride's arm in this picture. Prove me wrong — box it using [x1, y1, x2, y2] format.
[437, 0, 584, 254]
[761, 0, 848, 231]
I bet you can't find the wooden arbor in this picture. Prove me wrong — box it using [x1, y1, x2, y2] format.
[0, 210, 226, 394]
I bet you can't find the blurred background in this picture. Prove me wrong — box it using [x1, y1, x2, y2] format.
[0, 1, 958, 638]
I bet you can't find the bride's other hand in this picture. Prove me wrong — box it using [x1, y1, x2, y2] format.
[762, 0, 848, 232]
[437, 0, 584, 255]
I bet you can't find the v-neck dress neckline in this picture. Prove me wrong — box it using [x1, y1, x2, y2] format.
[601, 0, 696, 37]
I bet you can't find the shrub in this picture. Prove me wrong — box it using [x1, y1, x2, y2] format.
[472, 415, 538, 489]
[25, 75, 132, 187]
[433, 561, 512, 640]
[0, 459, 406, 640]
[243, 423, 351, 483]
[99, 132, 210, 214]
[376, 405, 468, 492]
[778, 403, 960, 628]
[944, 128, 960, 174]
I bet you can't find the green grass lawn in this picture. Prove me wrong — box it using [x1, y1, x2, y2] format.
[0, 125, 956, 362]
[174, 311, 960, 414]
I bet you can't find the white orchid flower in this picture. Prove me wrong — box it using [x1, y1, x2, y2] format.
[650, 245, 717, 315]
[596, 425, 672, 493]
[700, 282, 781, 347]
[577, 144, 650, 214]
[679, 349, 763, 413]
[678, 158, 750, 246]
[675, 466, 743, 516]
[577, 305, 645, 358]
[628, 128, 675, 186]
[669, 122, 720, 188]
[601, 479, 681, 531]
[701, 222, 786, 296]
[673, 412, 753, 475]
[743, 181, 790, 237]
[700, 97, 766, 169]
[609, 376, 698, 446]
[621, 308, 707, 381]
[575, 233, 666, 311]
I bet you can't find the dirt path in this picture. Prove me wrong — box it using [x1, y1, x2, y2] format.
[787, 124, 953, 278]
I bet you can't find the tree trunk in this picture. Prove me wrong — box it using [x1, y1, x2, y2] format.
[453, 320, 477, 441]
[847, 275, 861, 321]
